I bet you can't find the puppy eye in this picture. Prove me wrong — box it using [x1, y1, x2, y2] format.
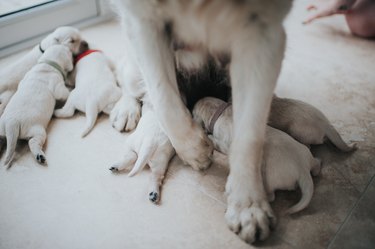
[70, 39, 76, 43]
[54, 38, 59, 43]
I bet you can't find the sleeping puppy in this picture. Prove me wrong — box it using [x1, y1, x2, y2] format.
[109, 100, 175, 204]
[54, 48, 121, 137]
[269, 95, 357, 152]
[112, 1, 293, 242]
[193, 97, 321, 214]
[0, 45, 73, 167]
[0, 26, 85, 116]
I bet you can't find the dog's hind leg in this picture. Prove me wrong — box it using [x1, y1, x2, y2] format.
[109, 148, 137, 173]
[3, 121, 20, 167]
[81, 101, 98, 138]
[148, 146, 174, 204]
[54, 96, 76, 118]
[28, 126, 47, 165]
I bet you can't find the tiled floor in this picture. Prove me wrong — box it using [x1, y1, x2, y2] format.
[0, 1, 374, 249]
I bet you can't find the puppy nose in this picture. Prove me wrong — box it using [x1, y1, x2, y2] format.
[81, 40, 89, 49]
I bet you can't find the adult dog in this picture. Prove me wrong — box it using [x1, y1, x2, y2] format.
[0, 27, 85, 116]
[111, 0, 292, 243]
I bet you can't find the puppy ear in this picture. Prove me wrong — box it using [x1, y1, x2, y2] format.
[62, 48, 74, 72]
[40, 33, 58, 51]
[65, 55, 74, 72]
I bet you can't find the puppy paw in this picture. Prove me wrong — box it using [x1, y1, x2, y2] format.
[36, 153, 47, 165]
[109, 166, 119, 173]
[149, 191, 159, 204]
[174, 123, 213, 171]
[110, 96, 141, 132]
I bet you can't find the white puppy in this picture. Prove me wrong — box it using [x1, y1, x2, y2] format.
[0, 45, 73, 167]
[193, 97, 321, 214]
[0, 26, 85, 116]
[54, 48, 121, 137]
[269, 95, 357, 152]
[109, 100, 175, 204]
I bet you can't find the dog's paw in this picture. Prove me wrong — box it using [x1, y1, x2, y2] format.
[174, 123, 213, 171]
[149, 191, 159, 204]
[36, 153, 47, 165]
[225, 197, 275, 244]
[225, 165, 276, 243]
[110, 96, 141, 132]
[109, 166, 119, 173]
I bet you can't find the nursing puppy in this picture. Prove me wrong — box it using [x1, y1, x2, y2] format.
[112, 1, 293, 242]
[0, 45, 73, 167]
[269, 95, 357, 152]
[193, 97, 321, 214]
[54, 48, 121, 137]
[0, 26, 85, 116]
[109, 100, 175, 204]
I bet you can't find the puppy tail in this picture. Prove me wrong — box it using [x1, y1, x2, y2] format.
[286, 173, 314, 215]
[4, 121, 20, 167]
[128, 142, 156, 177]
[325, 124, 357, 152]
[81, 102, 98, 138]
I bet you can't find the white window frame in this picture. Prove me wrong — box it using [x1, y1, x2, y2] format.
[0, 0, 112, 58]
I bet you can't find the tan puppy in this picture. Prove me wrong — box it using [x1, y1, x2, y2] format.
[269, 95, 357, 152]
[109, 101, 175, 204]
[0, 45, 73, 167]
[54, 49, 121, 137]
[193, 97, 321, 214]
[0, 27, 85, 116]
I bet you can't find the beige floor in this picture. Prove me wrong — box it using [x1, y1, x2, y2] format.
[0, 1, 374, 249]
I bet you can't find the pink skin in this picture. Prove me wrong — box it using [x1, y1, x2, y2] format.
[304, 0, 375, 38]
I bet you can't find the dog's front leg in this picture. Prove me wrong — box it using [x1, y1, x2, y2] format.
[125, 18, 212, 170]
[110, 58, 142, 132]
[225, 26, 286, 243]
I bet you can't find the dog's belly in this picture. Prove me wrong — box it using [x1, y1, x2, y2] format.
[176, 55, 230, 110]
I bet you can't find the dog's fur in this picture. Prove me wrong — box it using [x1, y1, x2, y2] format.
[269, 95, 357, 151]
[109, 101, 175, 204]
[0, 27, 85, 116]
[112, 0, 293, 243]
[0, 45, 73, 167]
[193, 97, 321, 214]
[54, 49, 121, 137]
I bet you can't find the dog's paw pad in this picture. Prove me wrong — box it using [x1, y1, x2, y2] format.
[109, 167, 119, 172]
[149, 192, 159, 203]
[36, 154, 46, 164]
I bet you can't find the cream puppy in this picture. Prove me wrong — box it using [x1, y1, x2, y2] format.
[0, 45, 73, 167]
[0, 27, 85, 116]
[109, 100, 175, 204]
[269, 95, 357, 152]
[193, 97, 321, 214]
[54, 49, 121, 137]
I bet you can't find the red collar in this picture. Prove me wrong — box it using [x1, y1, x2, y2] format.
[74, 49, 102, 64]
